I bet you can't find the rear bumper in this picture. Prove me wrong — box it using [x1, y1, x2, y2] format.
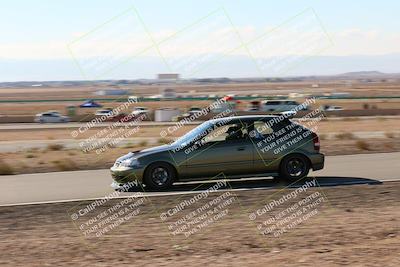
[309, 153, 325, 171]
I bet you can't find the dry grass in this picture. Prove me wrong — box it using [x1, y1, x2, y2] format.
[384, 143, 394, 149]
[47, 144, 64, 151]
[335, 132, 356, 140]
[158, 137, 172, 144]
[139, 140, 148, 147]
[0, 160, 14, 175]
[67, 151, 76, 156]
[51, 158, 77, 171]
[342, 117, 360, 121]
[27, 148, 40, 153]
[385, 132, 396, 138]
[123, 142, 136, 149]
[355, 140, 370, 150]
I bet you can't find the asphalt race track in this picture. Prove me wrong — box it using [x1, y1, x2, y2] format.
[0, 152, 399, 206]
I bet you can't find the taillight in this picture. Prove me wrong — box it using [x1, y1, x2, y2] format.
[312, 132, 320, 152]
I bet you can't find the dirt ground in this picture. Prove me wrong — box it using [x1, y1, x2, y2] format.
[0, 117, 399, 141]
[0, 181, 398, 266]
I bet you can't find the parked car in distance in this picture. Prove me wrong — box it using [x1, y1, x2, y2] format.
[187, 107, 203, 115]
[34, 111, 70, 123]
[131, 107, 149, 117]
[95, 108, 113, 116]
[322, 105, 343, 111]
[110, 115, 324, 190]
[173, 107, 204, 121]
[261, 100, 307, 112]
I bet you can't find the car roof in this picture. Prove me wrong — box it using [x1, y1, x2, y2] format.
[209, 115, 281, 123]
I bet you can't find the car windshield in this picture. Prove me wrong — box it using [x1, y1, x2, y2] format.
[172, 121, 212, 147]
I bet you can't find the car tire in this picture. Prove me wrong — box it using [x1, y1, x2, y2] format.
[279, 154, 310, 181]
[144, 162, 176, 190]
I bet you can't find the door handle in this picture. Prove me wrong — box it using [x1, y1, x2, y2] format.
[237, 147, 245, 151]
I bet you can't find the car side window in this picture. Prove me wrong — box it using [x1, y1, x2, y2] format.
[202, 123, 247, 144]
[253, 121, 273, 136]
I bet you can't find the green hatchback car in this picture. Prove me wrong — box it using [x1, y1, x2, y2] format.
[110, 115, 324, 190]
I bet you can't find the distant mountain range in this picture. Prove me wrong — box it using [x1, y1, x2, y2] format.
[1, 71, 399, 89]
[336, 71, 400, 78]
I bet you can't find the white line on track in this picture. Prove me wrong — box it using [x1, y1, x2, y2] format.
[0, 178, 396, 208]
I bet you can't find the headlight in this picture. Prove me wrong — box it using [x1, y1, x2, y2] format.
[119, 158, 139, 167]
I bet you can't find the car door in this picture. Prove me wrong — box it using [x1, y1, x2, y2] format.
[50, 114, 59, 123]
[42, 113, 51, 123]
[183, 122, 254, 179]
[251, 119, 282, 173]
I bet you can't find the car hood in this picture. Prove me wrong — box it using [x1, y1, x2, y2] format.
[115, 144, 172, 162]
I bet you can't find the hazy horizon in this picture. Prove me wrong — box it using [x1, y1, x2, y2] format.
[1, 53, 399, 83]
[1, 0, 399, 82]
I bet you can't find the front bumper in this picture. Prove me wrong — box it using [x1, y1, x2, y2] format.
[110, 165, 144, 186]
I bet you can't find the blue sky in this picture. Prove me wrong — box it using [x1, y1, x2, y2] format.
[0, 0, 399, 81]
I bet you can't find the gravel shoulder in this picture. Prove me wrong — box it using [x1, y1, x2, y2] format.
[0, 181, 399, 266]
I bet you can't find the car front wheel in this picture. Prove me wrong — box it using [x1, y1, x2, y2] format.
[279, 154, 310, 181]
[144, 162, 175, 190]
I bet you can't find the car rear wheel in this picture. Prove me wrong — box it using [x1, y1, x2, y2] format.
[144, 162, 175, 190]
[279, 154, 310, 181]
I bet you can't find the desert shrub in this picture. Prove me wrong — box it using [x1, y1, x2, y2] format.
[158, 138, 172, 144]
[139, 140, 148, 147]
[47, 144, 64, 151]
[385, 132, 396, 139]
[384, 143, 394, 149]
[27, 148, 40, 153]
[355, 140, 370, 150]
[0, 160, 14, 175]
[67, 150, 76, 156]
[52, 158, 77, 171]
[335, 132, 355, 140]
